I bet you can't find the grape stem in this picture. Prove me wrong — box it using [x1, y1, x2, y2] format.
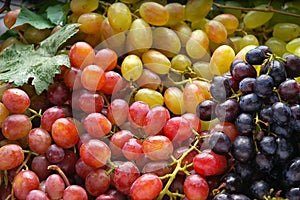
[213, 2, 300, 18]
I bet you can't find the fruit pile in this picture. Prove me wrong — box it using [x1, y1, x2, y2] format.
[0, 0, 300, 199]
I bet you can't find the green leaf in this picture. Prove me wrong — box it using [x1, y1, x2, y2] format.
[12, 7, 54, 30]
[46, 3, 70, 26]
[0, 24, 80, 95]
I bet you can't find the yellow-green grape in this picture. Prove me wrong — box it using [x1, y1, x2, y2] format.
[265, 37, 287, 57]
[164, 3, 185, 27]
[234, 45, 257, 61]
[121, 54, 143, 81]
[286, 38, 300, 53]
[243, 4, 274, 29]
[108, 2, 132, 32]
[70, 0, 99, 14]
[185, 0, 213, 22]
[239, 34, 259, 50]
[294, 46, 300, 56]
[213, 14, 239, 34]
[164, 87, 185, 115]
[201, 118, 220, 131]
[127, 18, 153, 53]
[186, 29, 209, 59]
[78, 13, 105, 34]
[204, 20, 228, 44]
[171, 54, 192, 71]
[183, 82, 206, 114]
[135, 88, 164, 108]
[209, 45, 235, 75]
[193, 61, 214, 80]
[152, 27, 181, 57]
[191, 18, 209, 30]
[229, 36, 242, 53]
[136, 69, 161, 90]
[223, 1, 242, 18]
[273, 23, 300, 42]
[120, 0, 141, 3]
[139, 2, 169, 26]
[171, 22, 192, 47]
[142, 50, 171, 75]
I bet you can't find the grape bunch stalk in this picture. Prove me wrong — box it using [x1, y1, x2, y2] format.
[0, 0, 300, 200]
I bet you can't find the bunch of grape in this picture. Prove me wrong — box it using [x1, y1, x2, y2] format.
[0, 0, 300, 200]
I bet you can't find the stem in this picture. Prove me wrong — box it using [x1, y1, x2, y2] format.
[213, 2, 300, 18]
[16, 151, 32, 174]
[47, 165, 70, 187]
[0, 0, 11, 13]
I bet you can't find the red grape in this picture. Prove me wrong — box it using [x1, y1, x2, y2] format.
[100, 71, 124, 95]
[0, 144, 24, 170]
[93, 48, 118, 71]
[81, 64, 106, 91]
[83, 112, 112, 138]
[109, 130, 134, 158]
[47, 82, 70, 105]
[163, 116, 193, 142]
[78, 91, 104, 113]
[122, 138, 143, 161]
[63, 67, 83, 90]
[63, 185, 88, 200]
[45, 174, 65, 200]
[40, 106, 66, 132]
[28, 128, 52, 154]
[13, 170, 40, 200]
[75, 158, 94, 179]
[1, 114, 32, 140]
[107, 99, 129, 126]
[183, 174, 209, 200]
[30, 155, 51, 181]
[26, 190, 49, 200]
[128, 101, 150, 128]
[69, 41, 95, 69]
[2, 88, 30, 114]
[85, 168, 110, 196]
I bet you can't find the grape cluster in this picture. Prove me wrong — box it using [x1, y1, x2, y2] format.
[198, 46, 300, 199]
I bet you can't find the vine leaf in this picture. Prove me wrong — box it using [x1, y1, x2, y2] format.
[0, 23, 80, 95]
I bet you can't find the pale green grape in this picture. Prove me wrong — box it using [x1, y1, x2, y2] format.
[164, 87, 185, 115]
[273, 23, 300, 42]
[165, 3, 185, 26]
[204, 20, 228, 44]
[139, 2, 169, 26]
[121, 54, 143, 81]
[193, 61, 214, 80]
[229, 36, 242, 53]
[142, 50, 171, 75]
[171, 54, 192, 72]
[127, 18, 153, 53]
[213, 14, 239, 34]
[243, 4, 274, 29]
[239, 34, 259, 50]
[152, 27, 181, 57]
[286, 38, 300, 54]
[171, 22, 192, 47]
[185, 0, 213, 22]
[135, 88, 164, 108]
[209, 45, 235, 75]
[265, 37, 287, 57]
[294, 46, 300, 56]
[108, 2, 132, 32]
[78, 13, 105, 34]
[191, 18, 209, 30]
[70, 0, 99, 14]
[186, 29, 209, 59]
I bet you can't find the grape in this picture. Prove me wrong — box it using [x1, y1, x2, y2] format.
[107, 99, 129, 126]
[204, 20, 227, 44]
[80, 139, 111, 168]
[26, 190, 49, 200]
[122, 138, 143, 160]
[121, 54, 143, 81]
[78, 13, 104, 34]
[128, 101, 150, 128]
[40, 106, 66, 131]
[1, 114, 32, 140]
[284, 54, 300, 78]
[259, 136, 277, 155]
[196, 99, 217, 121]
[135, 88, 164, 108]
[231, 194, 251, 200]
[212, 193, 233, 200]
[164, 87, 185, 115]
[185, 29, 209, 59]
[249, 180, 270, 200]
[255, 152, 274, 173]
[139, 2, 169, 26]
[51, 118, 79, 148]
[172, 22, 192, 47]
[112, 161, 140, 194]
[46, 144, 65, 163]
[210, 76, 232, 102]
[184, 0, 213, 21]
[239, 77, 256, 94]
[278, 79, 300, 102]
[286, 187, 300, 200]
[94, 48, 118, 72]
[31, 155, 51, 180]
[170, 54, 191, 72]
[254, 74, 274, 98]
[142, 135, 173, 161]
[232, 62, 257, 82]
[223, 173, 243, 193]
[136, 69, 161, 90]
[130, 173, 163, 200]
[85, 168, 110, 196]
[81, 64, 106, 91]
[265, 37, 287, 57]
[163, 116, 193, 142]
[273, 23, 300, 42]
[78, 91, 104, 114]
[63, 67, 83, 90]
[46, 82, 70, 105]
[193, 150, 227, 176]
[165, 3, 185, 26]
[69, 41, 95, 69]
[142, 49, 171, 75]
[215, 98, 240, 122]
[75, 158, 94, 179]
[63, 185, 88, 200]
[0, 102, 9, 126]
[45, 174, 65, 200]
[231, 135, 255, 163]
[213, 13, 239, 34]
[206, 131, 232, 155]
[107, 2, 132, 32]
[0, 144, 24, 170]
[183, 174, 209, 200]
[2, 88, 30, 114]
[109, 130, 134, 158]
[70, 0, 99, 14]
[272, 102, 292, 126]
[57, 150, 78, 176]
[23, 26, 51, 44]
[260, 60, 286, 86]
[243, 4, 274, 29]
[83, 113, 112, 138]
[27, 128, 51, 154]
[13, 170, 40, 200]
[210, 122, 239, 142]
[245, 48, 265, 65]
[239, 93, 262, 113]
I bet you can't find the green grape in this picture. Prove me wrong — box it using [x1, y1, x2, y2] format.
[273, 23, 300, 42]
[191, 18, 209, 30]
[142, 50, 171, 75]
[239, 34, 259, 50]
[213, 14, 239, 34]
[121, 54, 143, 81]
[164, 87, 185, 115]
[164, 3, 185, 26]
[193, 61, 214, 80]
[108, 2, 132, 32]
[229, 36, 242, 53]
[185, 0, 213, 22]
[209, 45, 235, 75]
[204, 20, 228, 44]
[139, 2, 169, 26]
[134, 88, 164, 108]
[223, 1, 242, 18]
[70, 0, 99, 14]
[78, 13, 105, 34]
[243, 4, 274, 29]
[294, 46, 300, 56]
[286, 38, 300, 54]
[171, 22, 192, 47]
[152, 27, 181, 57]
[171, 54, 192, 72]
[269, 7, 300, 26]
[265, 37, 287, 57]
[286, 1, 300, 10]
[186, 29, 209, 59]
[127, 18, 152, 53]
